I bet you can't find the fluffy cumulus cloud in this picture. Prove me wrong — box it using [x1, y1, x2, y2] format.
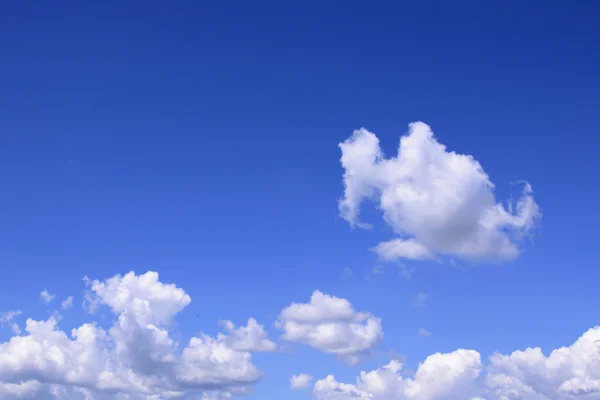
[338, 122, 541, 262]
[0, 271, 273, 399]
[218, 318, 277, 352]
[290, 374, 313, 390]
[311, 326, 600, 400]
[277, 291, 383, 365]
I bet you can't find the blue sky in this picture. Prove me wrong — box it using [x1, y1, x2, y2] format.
[1, 2, 599, 399]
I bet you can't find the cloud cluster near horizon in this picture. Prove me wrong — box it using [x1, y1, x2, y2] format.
[1, 270, 599, 399]
[0, 272, 383, 399]
[338, 122, 541, 262]
[306, 324, 600, 399]
[277, 290, 383, 365]
[0, 271, 273, 399]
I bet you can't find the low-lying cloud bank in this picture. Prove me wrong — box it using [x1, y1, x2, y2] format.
[2, 271, 598, 400]
[307, 326, 600, 400]
[0, 273, 383, 399]
[0, 271, 274, 399]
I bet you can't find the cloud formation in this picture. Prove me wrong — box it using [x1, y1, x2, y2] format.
[277, 291, 383, 365]
[61, 296, 74, 310]
[290, 374, 314, 390]
[338, 122, 541, 262]
[219, 318, 277, 352]
[417, 328, 431, 337]
[0, 271, 272, 399]
[311, 326, 600, 399]
[40, 289, 55, 303]
[0, 310, 22, 335]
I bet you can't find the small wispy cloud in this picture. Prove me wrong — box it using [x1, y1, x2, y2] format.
[448, 258, 466, 271]
[61, 296, 74, 310]
[9, 322, 21, 334]
[0, 310, 21, 324]
[418, 327, 432, 337]
[40, 289, 55, 304]
[0, 310, 22, 335]
[372, 265, 384, 275]
[338, 123, 541, 263]
[388, 349, 406, 363]
[410, 292, 428, 308]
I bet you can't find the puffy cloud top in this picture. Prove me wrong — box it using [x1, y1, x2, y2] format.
[290, 374, 314, 390]
[1, 271, 599, 400]
[339, 122, 541, 262]
[0, 271, 272, 399]
[312, 326, 600, 400]
[277, 291, 383, 364]
[219, 318, 277, 352]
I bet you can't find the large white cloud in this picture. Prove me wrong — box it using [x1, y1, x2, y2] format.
[313, 352, 482, 400]
[0, 271, 273, 400]
[309, 326, 600, 400]
[485, 326, 600, 399]
[277, 291, 383, 364]
[338, 122, 541, 262]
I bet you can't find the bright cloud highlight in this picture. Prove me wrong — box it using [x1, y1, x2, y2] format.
[0, 271, 272, 399]
[311, 326, 600, 399]
[338, 122, 541, 262]
[290, 374, 314, 390]
[277, 290, 383, 365]
[0, 310, 22, 335]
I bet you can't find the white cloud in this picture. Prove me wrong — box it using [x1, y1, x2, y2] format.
[0, 310, 21, 324]
[417, 328, 431, 337]
[291, 374, 314, 390]
[40, 289, 55, 304]
[0, 380, 42, 399]
[218, 318, 277, 352]
[311, 326, 600, 400]
[277, 290, 383, 365]
[0, 310, 22, 335]
[338, 122, 541, 262]
[176, 333, 262, 390]
[410, 292, 428, 308]
[0, 271, 272, 399]
[374, 239, 434, 261]
[61, 296, 74, 310]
